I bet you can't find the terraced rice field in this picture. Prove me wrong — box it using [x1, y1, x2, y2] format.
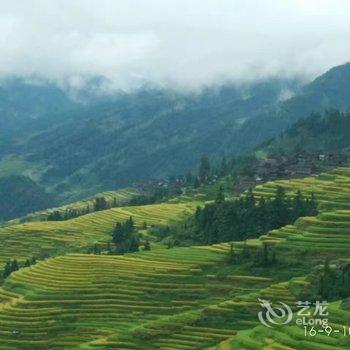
[0, 201, 199, 269]
[7, 188, 138, 225]
[253, 167, 350, 211]
[0, 242, 313, 349]
[260, 210, 350, 251]
[1, 167, 350, 349]
[0, 248, 279, 349]
[215, 300, 350, 350]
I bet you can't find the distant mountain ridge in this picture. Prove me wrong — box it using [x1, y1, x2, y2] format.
[1, 62, 350, 206]
[0, 175, 54, 222]
[0, 77, 301, 202]
[260, 109, 350, 157]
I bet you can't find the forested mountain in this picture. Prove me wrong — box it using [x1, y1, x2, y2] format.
[0, 79, 78, 138]
[0, 175, 54, 222]
[260, 109, 350, 156]
[0, 77, 301, 202]
[229, 62, 350, 153]
[1, 62, 350, 205]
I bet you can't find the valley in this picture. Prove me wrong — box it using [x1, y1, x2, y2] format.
[2, 3, 350, 349]
[0, 166, 350, 348]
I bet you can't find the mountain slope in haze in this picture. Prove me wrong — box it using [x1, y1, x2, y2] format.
[2, 78, 301, 201]
[232, 62, 350, 152]
[1, 62, 350, 204]
[0, 175, 54, 222]
[258, 109, 350, 156]
[0, 78, 79, 139]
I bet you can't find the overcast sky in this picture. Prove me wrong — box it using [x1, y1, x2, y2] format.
[1, 0, 350, 91]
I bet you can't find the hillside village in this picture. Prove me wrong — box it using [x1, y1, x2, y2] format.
[234, 147, 350, 192]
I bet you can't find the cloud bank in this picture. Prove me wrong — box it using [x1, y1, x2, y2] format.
[1, 0, 350, 90]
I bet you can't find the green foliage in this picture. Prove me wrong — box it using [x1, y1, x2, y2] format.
[93, 197, 108, 211]
[143, 239, 151, 251]
[215, 185, 225, 203]
[2, 257, 36, 279]
[179, 187, 317, 244]
[262, 109, 350, 156]
[317, 259, 350, 300]
[198, 156, 211, 184]
[112, 217, 140, 254]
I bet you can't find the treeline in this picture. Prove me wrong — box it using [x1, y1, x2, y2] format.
[227, 241, 277, 268]
[176, 187, 317, 244]
[88, 217, 151, 255]
[316, 259, 350, 300]
[184, 155, 238, 188]
[47, 196, 120, 221]
[265, 109, 350, 156]
[48, 154, 242, 222]
[3, 257, 37, 279]
[130, 155, 240, 206]
[111, 217, 140, 254]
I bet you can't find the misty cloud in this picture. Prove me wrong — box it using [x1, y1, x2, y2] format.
[1, 0, 350, 91]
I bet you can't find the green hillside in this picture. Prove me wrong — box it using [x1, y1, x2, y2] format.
[0, 200, 199, 270]
[260, 109, 350, 157]
[6, 187, 138, 225]
[2, 63, 350, 209]
[1, 79, 299, 203]
[0, 167, 349, 349]
[0, 175, 54, 222]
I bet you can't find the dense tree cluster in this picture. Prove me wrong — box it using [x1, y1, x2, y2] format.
[3, 257, 37, 279]
[317, 259, 350, 300]
[186, 187, 317, 244]
[47, 196, 120, 221]
[267, 109, 350, 156]
[228, 241, 277, 267]
[112, 217, 140, 254]
[47, 207, 90, 221]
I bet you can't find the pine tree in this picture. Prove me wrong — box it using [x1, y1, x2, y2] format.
[215, 185, 225, 203]
[11, 259, 19, 272]
[245, 188, 255, 209]
[308, 193, 318, 215]
[93, 244, 100, 254]
[143, 239, 151, 251]
[198, 156, 211, 184]
[47, 210, 62, 221]
[242, 240, 250, 259]
[3, 261, 12, 279]
[272, 186, 289, 227]
[220, 157, 228, 177]
[94, 197, 108, 211]
[292, 190, 305, 220]
[129, 234, 139, 252]
[126, 216, 135, 232]
[185, 171, 193, 185]
[112, 222, 122, 242]
[262, 243, 269, 266]
[228, 243, 235, 264]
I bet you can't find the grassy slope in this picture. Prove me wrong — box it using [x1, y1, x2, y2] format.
[0, 168, 350, 349]
[0, 200, 200, 270]
[5, 187, 138, 225]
